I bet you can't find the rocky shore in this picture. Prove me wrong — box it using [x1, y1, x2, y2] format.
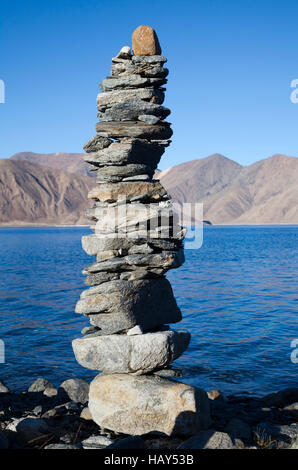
[1, 378, 298, 450]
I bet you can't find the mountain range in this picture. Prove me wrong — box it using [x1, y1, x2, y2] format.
[0, 151, 297, 225]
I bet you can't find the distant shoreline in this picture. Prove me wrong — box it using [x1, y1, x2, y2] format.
[0, 223, 297, 228]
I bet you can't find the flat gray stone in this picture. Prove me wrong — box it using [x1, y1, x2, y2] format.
[45, 443, 80, 449]
[98, 98, 170, 122]
[84, 271, 120, 286]
[96, 121, 172, 140]
[72, 329, 190, 374]
[110, 62, 168, 78]
[97, 88, 164, 109]
[84, 140, 163, 168]
[96, 164, 154, 183]
[131, 55, 167, 65]
[81, 250, 184, 276]
[100, 75, 166, 92]
[81, 234, 180, 257]
[88, 374, 210, 436]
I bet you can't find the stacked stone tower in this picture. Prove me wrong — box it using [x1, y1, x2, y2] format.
[72, 26, 210, 436]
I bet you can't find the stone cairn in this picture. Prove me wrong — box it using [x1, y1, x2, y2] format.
[72, 25, 210, 437]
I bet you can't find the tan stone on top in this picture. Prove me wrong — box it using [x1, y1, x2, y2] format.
[132, 25, 161, 56]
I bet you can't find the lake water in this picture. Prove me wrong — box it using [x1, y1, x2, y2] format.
[0, 226, 297, 396]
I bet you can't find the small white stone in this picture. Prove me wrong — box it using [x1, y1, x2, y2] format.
[127, 325, 143, 336]
[116, 46, 131, 59]
[81, 435, 114, 449]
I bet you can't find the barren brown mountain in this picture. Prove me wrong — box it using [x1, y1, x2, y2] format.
[10, 151, 94, 177]
[1, 152, 297, 225]
[0, 159, 94, 225]
[158, 153, 298, 224]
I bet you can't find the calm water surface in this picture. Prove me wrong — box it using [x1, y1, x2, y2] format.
[0, 226, 297, 396]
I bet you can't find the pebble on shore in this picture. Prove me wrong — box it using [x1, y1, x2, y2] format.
[1, 379, 298, 449]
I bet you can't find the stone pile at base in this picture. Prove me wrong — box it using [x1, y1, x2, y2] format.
[72, 25, 210, 436]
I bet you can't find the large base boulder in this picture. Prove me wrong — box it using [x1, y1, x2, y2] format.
[88, 374, 211, 436]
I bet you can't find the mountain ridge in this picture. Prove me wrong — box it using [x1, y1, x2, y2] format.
[0, 159, 93, 225]
[1, 151, 297, 225]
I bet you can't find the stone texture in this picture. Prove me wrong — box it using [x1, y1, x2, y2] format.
[84, 140, 164, 168]
[28, 377, 54, 393]
[85, 271, 120, 286]
[72, 330, 190, 374]
[179, 430, 236, 449]
[96, 163, 154, 183]
[82, 234, 180, 256]
[153, 367, 182, 378]
[96, 121, 173, 140]
[43, 387, 58, 397]
[127, 325, 143, 335]
[98, 98, 170, 122]
[138, 114, 160, 124]
[83, 135, 111, 153]
[132, 55, 167, 65]
[59, 378, 89, 403]
[207, 389, 222, 400]
[81, 435, 114, 449]
[81, 250, 184, 276]
[80, 406, 93, 421]
[111, 62, 168, 79]
[88, 374, 211, 436]
[97, 88, 165, 109]
[75, 278, 182, 334]
[100, 75, 166, 92]
[87, 181, 168, 204]
[45, 443, 80, 449]
[132, 25, 161, 56]
[115, 46, 131, 60]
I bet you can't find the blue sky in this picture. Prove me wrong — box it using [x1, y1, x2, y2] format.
[1, 0, 298, 170]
